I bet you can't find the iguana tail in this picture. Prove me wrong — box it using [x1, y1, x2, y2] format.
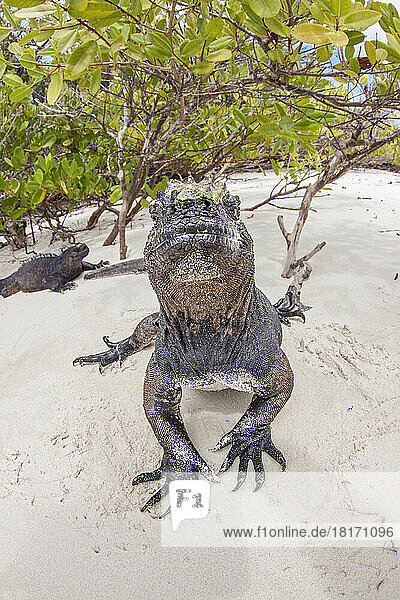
[0, 275, 20, 297]
[84, 257, 147, 280]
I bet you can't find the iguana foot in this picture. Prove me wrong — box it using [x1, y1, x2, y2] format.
[52, 281, 77, 293]
[73, 313, 158, 372]
[95, 260, 110, 269]
[132, 451, 216, 514]
[73, 335, 133, 371]
[273, 290, 310, 326]
[213, 426, 286, 492]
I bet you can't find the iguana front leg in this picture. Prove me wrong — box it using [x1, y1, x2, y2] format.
[0, 276, 19, 297]
[82, 259, 110, 271]
[133, 354, 216, 513]
[73, 312, 158, 371]
[49, 281, 77, 293]
[213, 351, 293, 491]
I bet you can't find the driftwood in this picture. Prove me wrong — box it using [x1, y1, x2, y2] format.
[274, 130, 400, 302]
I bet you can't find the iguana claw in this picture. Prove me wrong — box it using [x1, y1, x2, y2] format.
[274, 290, 310, 325]
[214, 426, 286, 492]
[132, 451, 217, 514]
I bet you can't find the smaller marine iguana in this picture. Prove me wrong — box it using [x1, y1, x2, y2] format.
[0, 243, 109, 297]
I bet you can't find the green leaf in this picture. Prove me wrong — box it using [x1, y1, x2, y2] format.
[348, 57, 359, 72]
[248, 0, 281, 18]
[386, 33, 400, 59]
[191, 61, 215, 74]
[279, 115, 293, 130]
[146, 45, 171, 60]
[375, 80, 388, 95]
[33, 169, 43, 184]
[109, 186, 122, 203]
[328, 29, 349, 46]
[365, 40, 377, 64]
[19, 52, 37, 70]
[273, 101, 286, 117]
[209, 36, 232, 50]
[310, 4, 327, 23]
[205, 17, 224, 40]
[55, 29, 78, 54]
[3, 73, 24, 87]
[130, 33, 146, 44]
[292, 23, 332, 44]
[270, 158, 279, 175]
[148, 31, 171, 52]
[345, 29, 365, 45]
[264, 17, 289, 37]
[244, 17, 267, 37]
[14, 4, 57, 18]
[47, 71, 63, 105]
[89, 67, 101, 94]
[331, 0, 353, 17]
[207, 48, 232, 62]
[32, 188, 46, 205]
[130, 0, 142, 15]
[3, 0, 43, 7]
[376, 47, 387, 61]
[68, 2, 120, 26]
[68, 0, 88, 11]
[65, 40, 97, 79]
[342, 10, 381, 30]
[43, 135, 56, 147]
[180, 38, 205, 58]
[233, 108, 246, 124]
[19, 29, 52, 43]
[126, 42, 146, 60]
[0, 28, 12, 42]
[60, 181, 69, 196]
[8, 41, 23, 56]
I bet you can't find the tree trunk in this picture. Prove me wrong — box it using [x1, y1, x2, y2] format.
[102, 165, 147, 252]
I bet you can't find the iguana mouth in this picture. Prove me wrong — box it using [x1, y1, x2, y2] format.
[75, 243, 90, 257]
[147, 223, 245, 257]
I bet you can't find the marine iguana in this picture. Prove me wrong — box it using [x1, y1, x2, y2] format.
[74, 179, 305, 513]
[0, 243, 109, 297]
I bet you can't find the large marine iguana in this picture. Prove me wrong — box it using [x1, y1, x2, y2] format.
[0, 243, 109, 297]
[74, 179, 305, 513]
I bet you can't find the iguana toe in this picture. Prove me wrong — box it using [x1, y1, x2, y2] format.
[132, 451, 216, 513]
[216, 427, 286, 491]
[274, 289, 310, 325]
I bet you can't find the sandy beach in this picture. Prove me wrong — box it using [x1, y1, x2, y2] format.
[0, 169, 399, 599]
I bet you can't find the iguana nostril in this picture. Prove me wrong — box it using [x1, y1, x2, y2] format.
[186, 225, 197, 233]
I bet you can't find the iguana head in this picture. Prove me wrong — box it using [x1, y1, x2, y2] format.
[61, 243, 89, 269]
[144, 178, 254, 321]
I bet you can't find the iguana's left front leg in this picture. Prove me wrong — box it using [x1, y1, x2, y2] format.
[82, 260, 110, 271]
[133, 354, 216, 513]
[73, 312, 158, 371]
[213, 351, 294, 491]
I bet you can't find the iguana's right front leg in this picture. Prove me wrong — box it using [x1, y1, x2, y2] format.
[133, 354, 216, 513]
[73, 312, 159, 370]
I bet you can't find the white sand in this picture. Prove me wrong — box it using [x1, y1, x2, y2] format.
[0, 169, 399, 599]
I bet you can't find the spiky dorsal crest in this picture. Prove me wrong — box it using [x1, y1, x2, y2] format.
[22, 252, 58, 265]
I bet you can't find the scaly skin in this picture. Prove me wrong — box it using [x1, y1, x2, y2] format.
[74, 178, 304, 513]
[0, 244, 109, 297]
